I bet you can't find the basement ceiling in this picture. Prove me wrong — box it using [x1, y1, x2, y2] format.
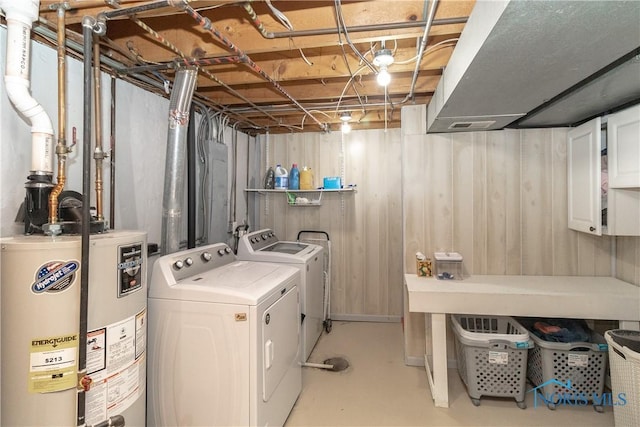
[26, 1, 640, 135]
[33, 0, 474, 135]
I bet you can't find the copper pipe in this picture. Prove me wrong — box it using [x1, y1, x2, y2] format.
[93, 35, 105, 221]
[48, 4, 69, 225]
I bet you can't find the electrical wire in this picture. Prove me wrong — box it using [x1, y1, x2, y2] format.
[196, 107, 211, 242]
[332, 0, 368, 117]
[263, 0, 313, 65]
[333, 0, 377, 74]
[265, 0, 294, 31]
[394, 38, 458, 65]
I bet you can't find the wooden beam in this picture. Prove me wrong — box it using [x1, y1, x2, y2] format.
[196, 72, 439, 106]
[180, 44, 450, 89]
[95, 1, 469, 60]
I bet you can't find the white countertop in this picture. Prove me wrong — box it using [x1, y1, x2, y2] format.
[406, 274, 640, 321]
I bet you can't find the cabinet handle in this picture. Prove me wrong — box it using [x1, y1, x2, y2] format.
[589, 226, 596, 232]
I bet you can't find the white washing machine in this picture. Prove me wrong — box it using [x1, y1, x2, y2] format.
[147, 243, 301, 427]
[237, 229, 324, 362]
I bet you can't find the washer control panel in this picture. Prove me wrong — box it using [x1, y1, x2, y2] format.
[166, 243, 236, 281]
[246, 229, 278, 250]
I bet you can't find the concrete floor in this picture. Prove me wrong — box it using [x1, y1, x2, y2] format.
[285, 321, 614, 426]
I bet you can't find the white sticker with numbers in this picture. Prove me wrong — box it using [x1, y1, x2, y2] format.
[488, 351, 509, 365]
[568, 353, 588, 367]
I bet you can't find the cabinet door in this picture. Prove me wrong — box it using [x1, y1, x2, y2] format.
[608, 104, 640, 188]
[567, 118, 601, 235]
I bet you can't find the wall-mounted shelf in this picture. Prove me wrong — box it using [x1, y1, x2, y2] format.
[245, 187, 357, 194]
[245, 187, 356, 209]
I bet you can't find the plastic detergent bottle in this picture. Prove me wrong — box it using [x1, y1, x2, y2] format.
[274, 164, 288, 189]
[263, 166, 275, 189]
[289, 163, 300, 190]
[300, 166, 314, 190]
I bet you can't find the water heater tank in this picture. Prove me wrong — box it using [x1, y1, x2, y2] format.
[1, 230, 148, 426]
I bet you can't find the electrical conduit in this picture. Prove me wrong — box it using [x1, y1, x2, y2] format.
[403, 0, 439, 103]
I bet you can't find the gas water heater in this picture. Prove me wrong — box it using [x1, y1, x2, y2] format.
[1, 230, 148, 426]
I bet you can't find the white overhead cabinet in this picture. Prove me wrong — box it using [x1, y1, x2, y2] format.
[567, 105, 640, 236]
[608, 105, 640, 188]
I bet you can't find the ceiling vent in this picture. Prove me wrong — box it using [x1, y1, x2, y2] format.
[448, 120, 496, 130]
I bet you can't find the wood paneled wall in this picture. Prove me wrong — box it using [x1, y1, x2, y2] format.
[246, 106, 640, 350]
[401, 105, 640, 362]
[617, 237, 640, 286]
[251, 129, 404, 319]
[403, 124, 613, 276]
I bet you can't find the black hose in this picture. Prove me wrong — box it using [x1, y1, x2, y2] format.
[187, 106, 196, 249]
[78, 17, 94, 427]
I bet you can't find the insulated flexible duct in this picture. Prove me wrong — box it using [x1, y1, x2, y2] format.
[161, 67, 198, 254]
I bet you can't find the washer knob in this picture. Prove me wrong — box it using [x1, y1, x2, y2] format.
[217, 249, 225, 256]
[173, 260, 184, 270]
[224, 247, 232, 254]
[202, 252, 212, 262]
[261, 234, 268, 240]
[185, 257, 193, 266]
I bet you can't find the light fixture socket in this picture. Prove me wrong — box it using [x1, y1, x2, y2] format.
[341, 122, 352, 134]
[340, 111, 352, 122]
[373, 48, 394, 67]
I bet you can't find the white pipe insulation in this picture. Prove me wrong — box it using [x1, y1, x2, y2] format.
[1, 0, 54, 175]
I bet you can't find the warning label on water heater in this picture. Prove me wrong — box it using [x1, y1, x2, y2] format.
[29, 334, 78, 393]
[85, 309, 147, 425]
[117, 243, 143, 297]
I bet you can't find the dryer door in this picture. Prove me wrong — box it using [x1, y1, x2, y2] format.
[262, 286, 299, 401]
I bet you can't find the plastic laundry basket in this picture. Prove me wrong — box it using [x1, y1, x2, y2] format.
[525, 328, 608, 412]
[452, 315, 533, 409]
[605, 330, 640, 427]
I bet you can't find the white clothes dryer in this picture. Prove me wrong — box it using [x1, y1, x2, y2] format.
[147, 243, 301, 427]
[237, 229, 324, 362]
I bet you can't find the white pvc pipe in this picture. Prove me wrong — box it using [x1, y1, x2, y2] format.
[1, 0, 54, 174]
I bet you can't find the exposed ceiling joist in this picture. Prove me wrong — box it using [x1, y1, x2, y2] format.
[34, 0, 474, 134]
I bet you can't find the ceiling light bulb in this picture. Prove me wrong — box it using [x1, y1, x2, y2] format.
[340, 111, 352, 122]
[341, 122, 351, 134]
[377, 67, 391, 86]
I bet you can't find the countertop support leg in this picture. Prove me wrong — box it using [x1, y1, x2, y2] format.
[425, 313, 449, 408]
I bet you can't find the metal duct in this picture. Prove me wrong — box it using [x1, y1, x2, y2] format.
[161, 67, 198, 255]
